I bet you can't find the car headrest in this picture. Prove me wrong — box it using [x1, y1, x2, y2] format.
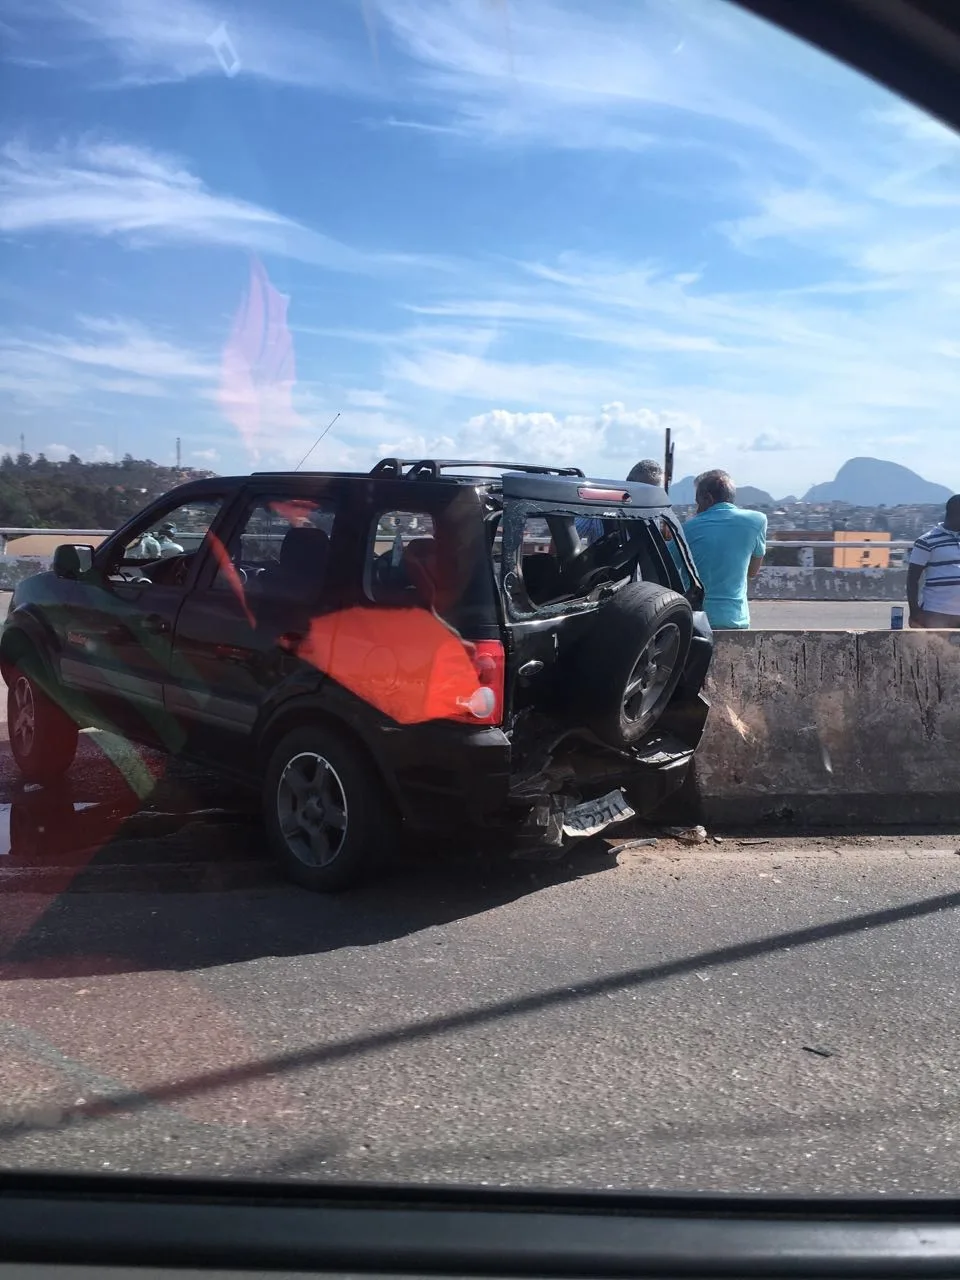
[278, 526, 329, 579]
[401, 537, 438, 605]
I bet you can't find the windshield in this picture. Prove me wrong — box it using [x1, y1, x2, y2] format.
[2, 0, 960, 1201]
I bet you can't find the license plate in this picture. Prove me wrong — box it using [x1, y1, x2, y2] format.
[562, 788, 635, 838]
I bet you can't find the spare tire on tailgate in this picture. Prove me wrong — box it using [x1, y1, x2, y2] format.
[574, 582, 693, 748]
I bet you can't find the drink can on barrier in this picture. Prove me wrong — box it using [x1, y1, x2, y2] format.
[891, 606, 904, 630]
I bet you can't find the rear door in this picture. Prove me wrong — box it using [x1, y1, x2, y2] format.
[500, 498, 677, 719]
[167, 484, 344, 763]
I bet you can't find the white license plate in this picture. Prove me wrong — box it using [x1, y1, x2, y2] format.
[562, 789, 635, 838]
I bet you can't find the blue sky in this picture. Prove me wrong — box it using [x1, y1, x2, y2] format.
[1, 0, 959, 497]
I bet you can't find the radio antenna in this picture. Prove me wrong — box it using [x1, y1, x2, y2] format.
[295, 411, 341, 471]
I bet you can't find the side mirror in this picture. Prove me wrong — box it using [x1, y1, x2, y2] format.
[53, 544, 94, 580]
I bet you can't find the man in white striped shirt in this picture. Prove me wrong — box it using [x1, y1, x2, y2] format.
[908, 495, 960, 628]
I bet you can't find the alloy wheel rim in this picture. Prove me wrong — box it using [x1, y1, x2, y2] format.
[12, 676, 36, 757]
[276, 751, 349, 868]
[622, 623, 682, 726]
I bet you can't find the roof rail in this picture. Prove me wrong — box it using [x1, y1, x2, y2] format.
[368, 458, 586, 479]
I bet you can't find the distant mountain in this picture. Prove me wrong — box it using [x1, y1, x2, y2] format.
[739, 484, 776, 508]
[667, 474, 774, 508]
[803, 458, 953, 507]
[668, 475, 697, 504]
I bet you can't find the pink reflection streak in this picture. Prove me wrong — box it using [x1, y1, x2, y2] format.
[218, 258, 304, 461]
[208, 530, 255, 626]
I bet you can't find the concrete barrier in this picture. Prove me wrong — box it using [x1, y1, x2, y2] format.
[695, 629, 960, 826]
[752, 565, 906, 601]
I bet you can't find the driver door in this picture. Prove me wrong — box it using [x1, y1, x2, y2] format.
[58, 493, 229, 746]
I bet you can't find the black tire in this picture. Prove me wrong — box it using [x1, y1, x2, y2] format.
[575, 582, 693, 748]
[262, 725, 397, 892]
[7, 665, 79, 784]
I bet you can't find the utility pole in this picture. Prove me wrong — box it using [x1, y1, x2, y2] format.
[663, 427, 674, 494]
[18, 432, 25, 458]
[176, 436, 181, 470]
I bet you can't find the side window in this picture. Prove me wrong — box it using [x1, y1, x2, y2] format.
[520, 515, 564, 606]
[367, 510, 437, 608]
[212, 496, 335, 595]
[663, 516, 695, 593]
[117, 497, 226, 570]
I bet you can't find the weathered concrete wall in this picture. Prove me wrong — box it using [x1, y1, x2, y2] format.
[752, 565, 906, 601]
[696, 629, 960, 826]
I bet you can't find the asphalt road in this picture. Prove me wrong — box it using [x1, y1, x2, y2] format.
[1, 736, 960, 1195]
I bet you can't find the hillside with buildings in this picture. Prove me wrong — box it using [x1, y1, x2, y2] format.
[0, 454, 215, 529]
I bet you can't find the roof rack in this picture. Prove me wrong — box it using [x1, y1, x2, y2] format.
[369, 458, 585, 480]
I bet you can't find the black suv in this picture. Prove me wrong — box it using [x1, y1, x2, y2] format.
[0, 458, 712, 890]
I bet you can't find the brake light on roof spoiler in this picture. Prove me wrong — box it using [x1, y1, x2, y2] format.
[577, 486, 631, 503]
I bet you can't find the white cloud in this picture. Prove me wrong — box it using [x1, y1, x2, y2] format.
[369, 0, 840, 161]
[10, 0, 361, 90]
[377, 401, 704, 474]
[52, 315, 214, 380]
[90, 444, 114, 462]
[868, 104, 960, 152]
[386, 345, 619, 406]
[744, 432, 801, 452]
[42, 442, 71, 461]
[725, 188, 860, 248]
[0, 137, 428, 271]
[192, 448, 219, 462]
[345, 388, 395, 410]
[0, 315, 218, 413]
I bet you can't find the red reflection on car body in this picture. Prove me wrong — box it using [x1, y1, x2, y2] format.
[298, 606, 500, 726]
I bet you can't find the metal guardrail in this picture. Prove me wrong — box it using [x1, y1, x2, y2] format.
[769, 540, 912, 550]
[0, 527, 917, 560]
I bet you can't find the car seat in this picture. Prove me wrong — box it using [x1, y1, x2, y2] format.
[265, 526, 330, 595]
[401, 538, 439, 608]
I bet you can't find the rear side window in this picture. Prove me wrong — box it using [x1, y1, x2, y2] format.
[368, 511, 438, 608]
[212, 496, 336, 597]
[364, 496, 499, 640]
[517, 511, 671, 608]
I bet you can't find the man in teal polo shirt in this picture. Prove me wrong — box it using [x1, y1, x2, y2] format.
[682, 470, 766, 629]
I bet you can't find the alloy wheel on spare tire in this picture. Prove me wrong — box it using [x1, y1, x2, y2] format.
[262, 725, 397, 892]
[574, 582, 693, 748]
[7, 664, 79, 784]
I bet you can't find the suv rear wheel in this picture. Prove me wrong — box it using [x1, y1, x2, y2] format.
[263, 725, 397, 892]
[8, 666, 79, 784]
[576, 582, 693, 748]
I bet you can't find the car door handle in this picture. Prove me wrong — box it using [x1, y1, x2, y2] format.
[142, 615, 170, 635]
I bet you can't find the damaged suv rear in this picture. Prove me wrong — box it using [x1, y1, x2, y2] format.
[490, 466, 712, 850]
[1, 458, 711, 891]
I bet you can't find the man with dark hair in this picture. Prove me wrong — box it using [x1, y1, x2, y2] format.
[907, 495, 960, 628]
[626, 459, 664, 486]
[576, 459, 664, 543]
[681, 469, 766, 629]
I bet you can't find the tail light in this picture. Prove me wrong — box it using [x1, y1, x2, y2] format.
[455, 639, 505, 725]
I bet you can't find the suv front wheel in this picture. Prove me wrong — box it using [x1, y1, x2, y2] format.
[8, 666, 79, 784]
[263, 725, 397, 892]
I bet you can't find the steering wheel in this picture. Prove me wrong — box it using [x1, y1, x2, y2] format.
[558, 529, 636, 594]
[147, 553, 193, 588]
[115, 566, 153, 585]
